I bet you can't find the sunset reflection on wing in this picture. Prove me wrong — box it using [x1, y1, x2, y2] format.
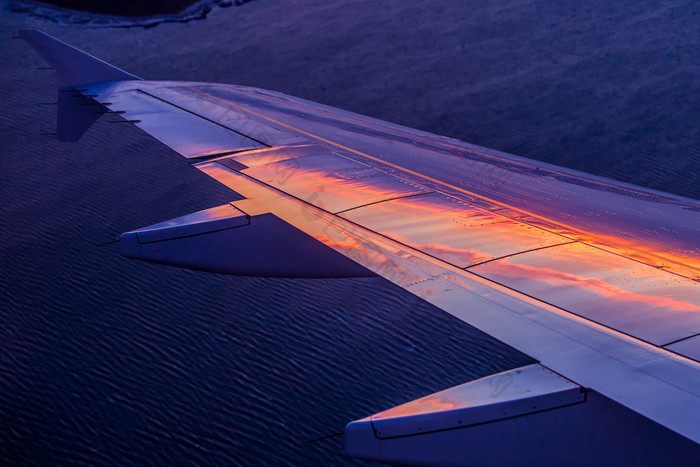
[341, 193, 567, 268]
[471, 242, 700, 345]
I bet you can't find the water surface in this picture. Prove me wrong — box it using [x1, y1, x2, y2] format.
[1, 1, 698, 464]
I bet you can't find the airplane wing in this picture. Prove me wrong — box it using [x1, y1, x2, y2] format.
[20, 30, 700, 465]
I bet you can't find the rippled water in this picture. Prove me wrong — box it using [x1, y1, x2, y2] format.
[1, 1, 699, 465]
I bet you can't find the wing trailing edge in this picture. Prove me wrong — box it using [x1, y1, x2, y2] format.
[18, 29, 140, 88]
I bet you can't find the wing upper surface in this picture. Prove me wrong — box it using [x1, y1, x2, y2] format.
[92, 80, 700, 277]
[22, 28, 700, 462]
[193, 157, 700, 444]
[70, 78, 700, 442]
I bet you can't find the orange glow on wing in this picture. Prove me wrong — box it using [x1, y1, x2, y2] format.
[342, 193, 567, 268]
[411, 242, 493, 265]
[485, 260, 700, 313]
[473, 243, 700, 316]
[376, 396, 458, 418]
[240, 154, 429, 213]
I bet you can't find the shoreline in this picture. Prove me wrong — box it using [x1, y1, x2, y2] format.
[31, 0, 200, 17]
[5, 0, 245, 27]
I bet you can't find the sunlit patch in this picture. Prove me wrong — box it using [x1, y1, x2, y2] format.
[472, 242, 700, 344]
[375, 395, 457, 418]
[341, 193, 566, 268]
[240, 152, 430, 213]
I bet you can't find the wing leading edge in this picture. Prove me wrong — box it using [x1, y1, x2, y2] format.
[21, 30, 700, 464]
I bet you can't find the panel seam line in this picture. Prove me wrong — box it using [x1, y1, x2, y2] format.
[662, 333, 700, 348]
[464, 241, 578, 269]
[333, 191, 435, 215]
[135, 88, 271, 148]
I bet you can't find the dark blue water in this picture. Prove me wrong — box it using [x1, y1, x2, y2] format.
[1, 1, 699, 465]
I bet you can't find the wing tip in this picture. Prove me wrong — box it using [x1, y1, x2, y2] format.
[20, 29, 142, 141]
[19, 29, 141, 88]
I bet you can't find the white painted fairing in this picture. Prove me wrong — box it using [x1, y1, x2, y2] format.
[345, 365, 700, 466]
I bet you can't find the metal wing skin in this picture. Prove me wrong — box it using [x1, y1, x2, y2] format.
[21, 30, 700, 465]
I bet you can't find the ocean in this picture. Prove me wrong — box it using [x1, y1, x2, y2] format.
[1, 0, 698, 464]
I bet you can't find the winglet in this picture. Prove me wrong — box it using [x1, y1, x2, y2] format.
[19, 29, 141, 141]
[19, 29, 141, 88]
